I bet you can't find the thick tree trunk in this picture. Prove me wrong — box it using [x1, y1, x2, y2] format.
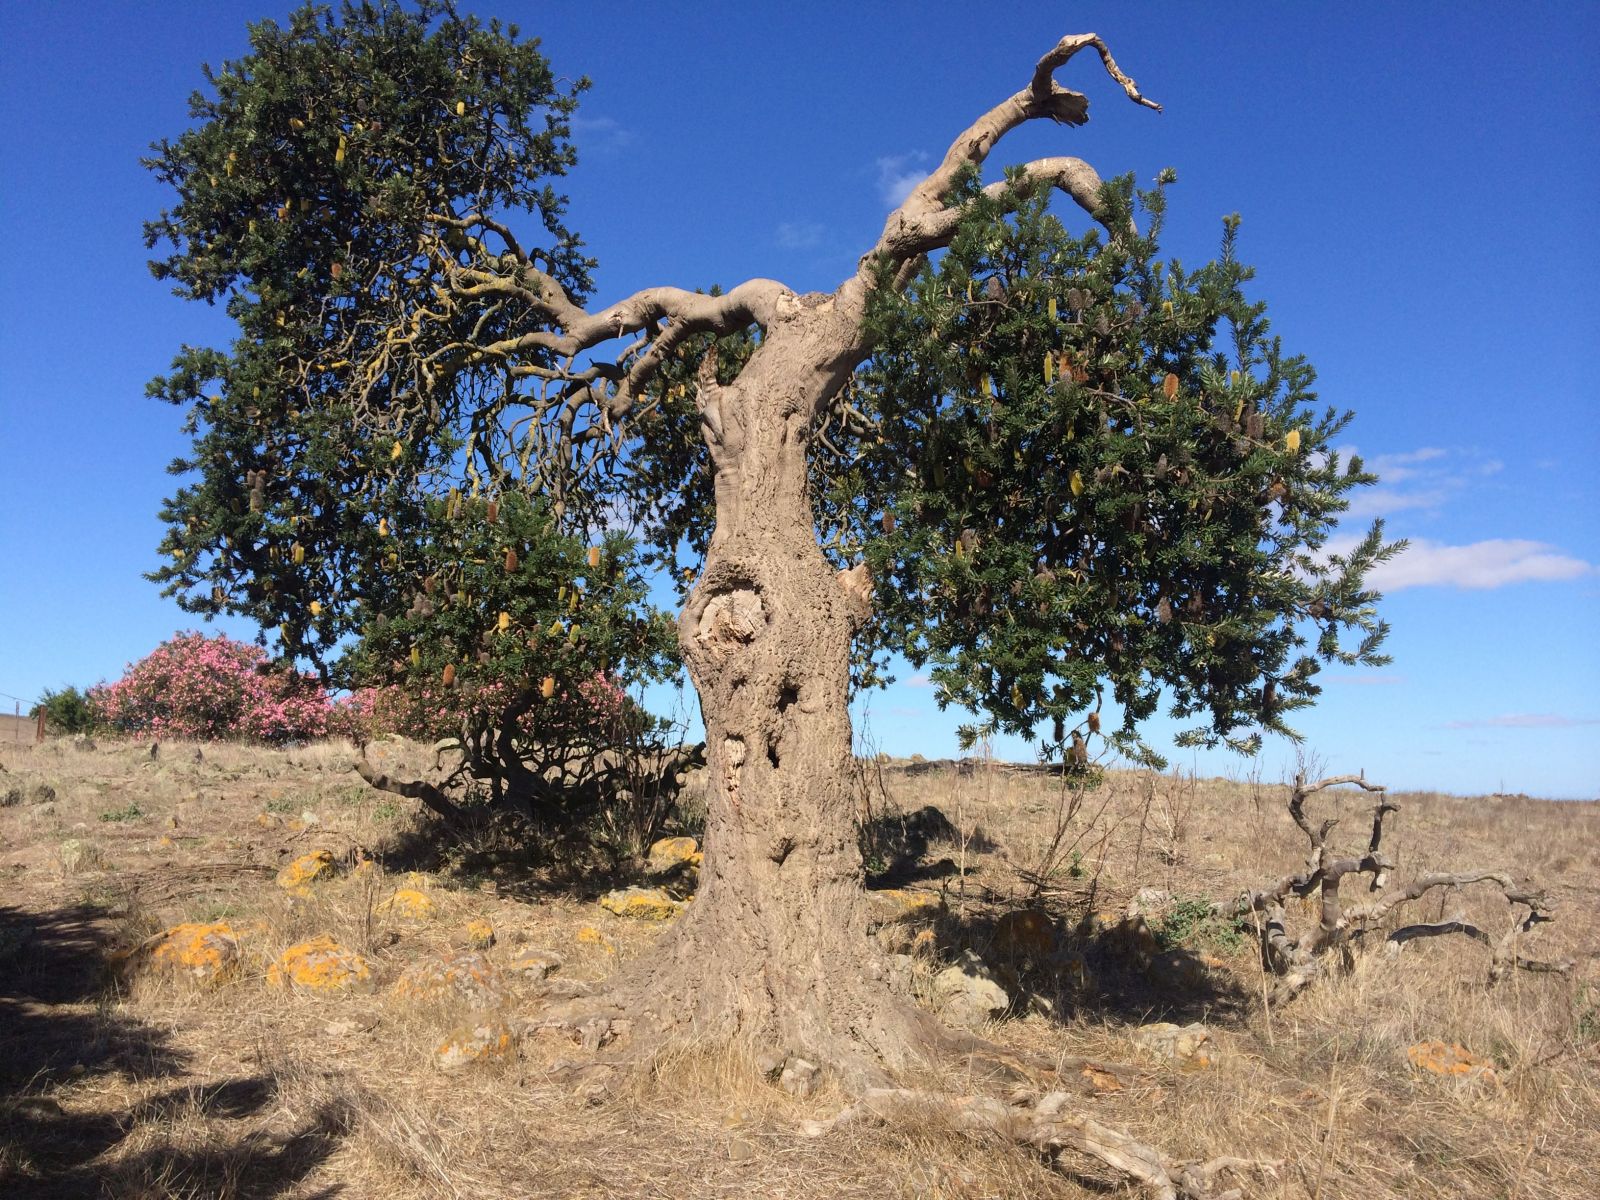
[606, 298, 947, 1083]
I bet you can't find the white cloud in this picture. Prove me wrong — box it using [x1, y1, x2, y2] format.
[1443, 714, 1600, 730]
[1340, 445, 1501, 520]
[1370, 538, 1596, 590]
[776, 221, 825, 250]
[876, 153, 929, 208]
[904, 672, 933, 688]
[570, 115, 634, 152]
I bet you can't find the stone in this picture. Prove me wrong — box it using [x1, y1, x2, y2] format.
[598, 886, 686, 921]
[462, 918, 495, 949]
[644, 835, 702, 877]
[931, 950, 1010, 1028]
[58, 838, 104, 873]
[1, 785, 20, 808]
[867, 888, 943, 923]
[1132, 1021, 1215, 1068]
[1406, 1040, 1497, 1082]
[392, 951, 509, 1008]
[377, 888, 437, 922]
[276, 849, 336, 893]
[503, 949, 562, 981]
[435, 1015, 515, 1071]
[779, 1056, 820, 1098]
[992, 908, 1057, 960]
[267, 935, 371, 991]
[575, 926, 616, 953]
[147, 921, 241, 985]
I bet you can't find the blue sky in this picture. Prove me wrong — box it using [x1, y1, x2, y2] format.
[1, 3, 1595, 797]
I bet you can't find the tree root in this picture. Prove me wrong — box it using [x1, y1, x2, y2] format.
[800, 1087, 1278, 1200]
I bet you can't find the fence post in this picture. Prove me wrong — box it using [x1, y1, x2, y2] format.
[37, 709, 46, 743]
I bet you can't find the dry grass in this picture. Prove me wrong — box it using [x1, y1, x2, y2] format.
[1, 737, 1595, 1198]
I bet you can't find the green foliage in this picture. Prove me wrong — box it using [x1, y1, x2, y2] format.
[1151, 893, 1247, 953]
[825, 170, 1399, 761]
[99, 802, 144, 824]
[31, 686, 98, 736]
[143, 0, 593, 668]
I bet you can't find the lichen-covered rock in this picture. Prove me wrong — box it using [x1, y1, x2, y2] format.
[58, 838, 104, 874]
[462, 918, 495, 949]
[276, 849, 336, 894]
[867, 888, 943, 924]
[575, 926, 616, 953]
[931, 950, 1009, 1028]
[1407, 1040, 1497, 1081]
[504, 949, 562, 981]
[377, 888, 437, 922]
[435, 1016, 515, 1071]
[392, 951, 508, 1008]
[1132, 1021, 1215, 1068]
[992, 908, 1057, 960]
[148, 921, 241, 984]
[267, 934, 371, 991]
[599, 886, 686, 921]
[644, 836, 702, 877]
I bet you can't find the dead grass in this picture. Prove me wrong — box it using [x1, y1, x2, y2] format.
[1, 736, 1595, 1198]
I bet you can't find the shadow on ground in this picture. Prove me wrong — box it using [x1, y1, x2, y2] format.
[0, 903, 348, 1198]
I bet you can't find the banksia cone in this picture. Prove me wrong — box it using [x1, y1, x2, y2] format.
[1047, 296, 1058, 321]
[486, 499, 499, 523]
[292, 543, 305, 565]
[309, 600, 322, 617]
[378, 518, 388, 537]
[1285, 429, 1302, 453]
[441, 663, 455, 687]
[1162, 373, 1178, 399]
[1087, 711, 1101, 734]
[497, 611, 510, 633]
[980, 375, 993, 398]
[455, 100, 466, 117]
[1156, 596, 1173, 625]
[881, 511, 896, 535]
[1070, 470, 1084, 498]
[541, 676, 556, 699]
[410, 646, 421, 668]
[330, 261, 342, 280]
[504, 547, 518, 572]
[390, 441, 402, 461]
[587, 546, 601, 569]
[1043, 352, 1055, 383]
[567, 624, 580, 645]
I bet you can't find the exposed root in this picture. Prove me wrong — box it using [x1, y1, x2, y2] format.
[800, 1087, 1278, 1200]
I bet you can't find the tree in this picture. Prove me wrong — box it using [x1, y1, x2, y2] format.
[31, 686, 98, 736]
[146, 8, 1396, 1191]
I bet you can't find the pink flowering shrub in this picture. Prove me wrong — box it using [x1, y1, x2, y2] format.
[92, 632, 331, 743]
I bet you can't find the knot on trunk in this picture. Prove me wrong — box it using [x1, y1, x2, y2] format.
[695, 587, 767, 663]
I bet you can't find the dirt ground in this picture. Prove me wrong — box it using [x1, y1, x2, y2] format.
[1, 736, 1596, 1199]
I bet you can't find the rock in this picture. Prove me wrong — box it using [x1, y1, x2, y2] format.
[392, 951, 509, 1008]
[1147, 950, 1226, 990]
[1407, 1040, 1497, 1082]
[931, 950, 1010, 1028]
[866, 888, 943, 924]
[598, 886, 686, 921]
[276, 849, 336, 893]
[147, 921, 241, 985]
[462, 918, 495, 949]
[727, 1136, 758, 1163]
[503, 949, 562, 981]
[58, 838, 103, 874]
[1, 785, 20, 808]
[435, 1015, 515, 1071]
[1132, 1021, 1215, 1068]
[72, 734, 96, 751]
[644, 836, 702, 877]
[267, 935, 371, 991]
[376, 888, 437, 922]
[779, 1056, 820, 1098]
[992, 908, 1057, 960]
[575, 926, 616, 953]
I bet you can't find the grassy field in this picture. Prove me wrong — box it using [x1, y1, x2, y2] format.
[1, 736, 1595, 1199]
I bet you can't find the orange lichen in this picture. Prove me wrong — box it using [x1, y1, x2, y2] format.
[599, 887, 685, 921]
[275, 848, 336, 893]
[435, 1017, 515, 1071]
[463, 918, 495, 948]
[377, 888, 437, 921]
[267, 934, 370, 991]
[148, 921, 240, 984]
[1407, 1040, 1497, 1081]
[575, 926, 616, 954]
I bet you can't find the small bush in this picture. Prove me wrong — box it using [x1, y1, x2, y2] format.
[91, 631, 331, 743]
[1152, 893, 1249, 953]
[31, 685, 99, 735]
[99, 802, 144, 823]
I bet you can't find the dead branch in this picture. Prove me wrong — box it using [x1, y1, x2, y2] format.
[800, 1087, 1274, 1200]
[1218, 769, 1571, 1000]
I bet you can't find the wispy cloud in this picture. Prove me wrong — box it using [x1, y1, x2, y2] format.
[1442, 714, 1600, 730]
[570, 115, 634, 153]
[876, 153, 929, 208]
[1371, 538, 1596, 590]
[776, 221, 825, 250]
[1342, 445, 1502, 520]
[904, 672, 933, 688]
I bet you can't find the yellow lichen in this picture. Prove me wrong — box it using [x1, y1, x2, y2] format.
[377, 888, 437, 921]
[148, 921, 240, 984]
[463, 918, 495, 948]
[1407, 1040, 1497, 1081]
[575, 926, 616, 954]
[645, 836, 701, 871]
[275, 848, 336, 893]
[435, 1017, 515, 1071]
[267, 934, 370, 991]
[391, 951, 507, 1007]
[598, 886, 685, 921]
